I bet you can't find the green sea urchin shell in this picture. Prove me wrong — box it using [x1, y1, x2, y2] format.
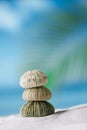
[20, 70, 48, 88]
[21, 101, 55, 117]
[22, 87, 51, 101]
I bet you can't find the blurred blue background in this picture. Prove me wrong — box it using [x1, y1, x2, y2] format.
[0, 0, 87, 116]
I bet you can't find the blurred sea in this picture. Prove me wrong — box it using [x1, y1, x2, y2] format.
[0, 82, 87, 116]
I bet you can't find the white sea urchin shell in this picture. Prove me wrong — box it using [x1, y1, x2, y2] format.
[20, 70, 48, 88]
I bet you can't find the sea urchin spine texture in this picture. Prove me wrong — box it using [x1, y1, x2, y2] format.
[22, 86, 51, 101]
[21, 101, 55, 117]
[20, 70, 48, 88]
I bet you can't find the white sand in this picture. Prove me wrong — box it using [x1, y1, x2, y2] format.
[0, 104, 87, 130]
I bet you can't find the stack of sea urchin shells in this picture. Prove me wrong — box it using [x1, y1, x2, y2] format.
[20, 70, 55, 117]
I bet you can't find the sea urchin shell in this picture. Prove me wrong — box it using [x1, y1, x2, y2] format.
[20, 70, 48, 88]
[21, 101, 55, 117]
[22, 86, 51, 101]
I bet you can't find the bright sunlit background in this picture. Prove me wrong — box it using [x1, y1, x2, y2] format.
[0, 0, 87, 116]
